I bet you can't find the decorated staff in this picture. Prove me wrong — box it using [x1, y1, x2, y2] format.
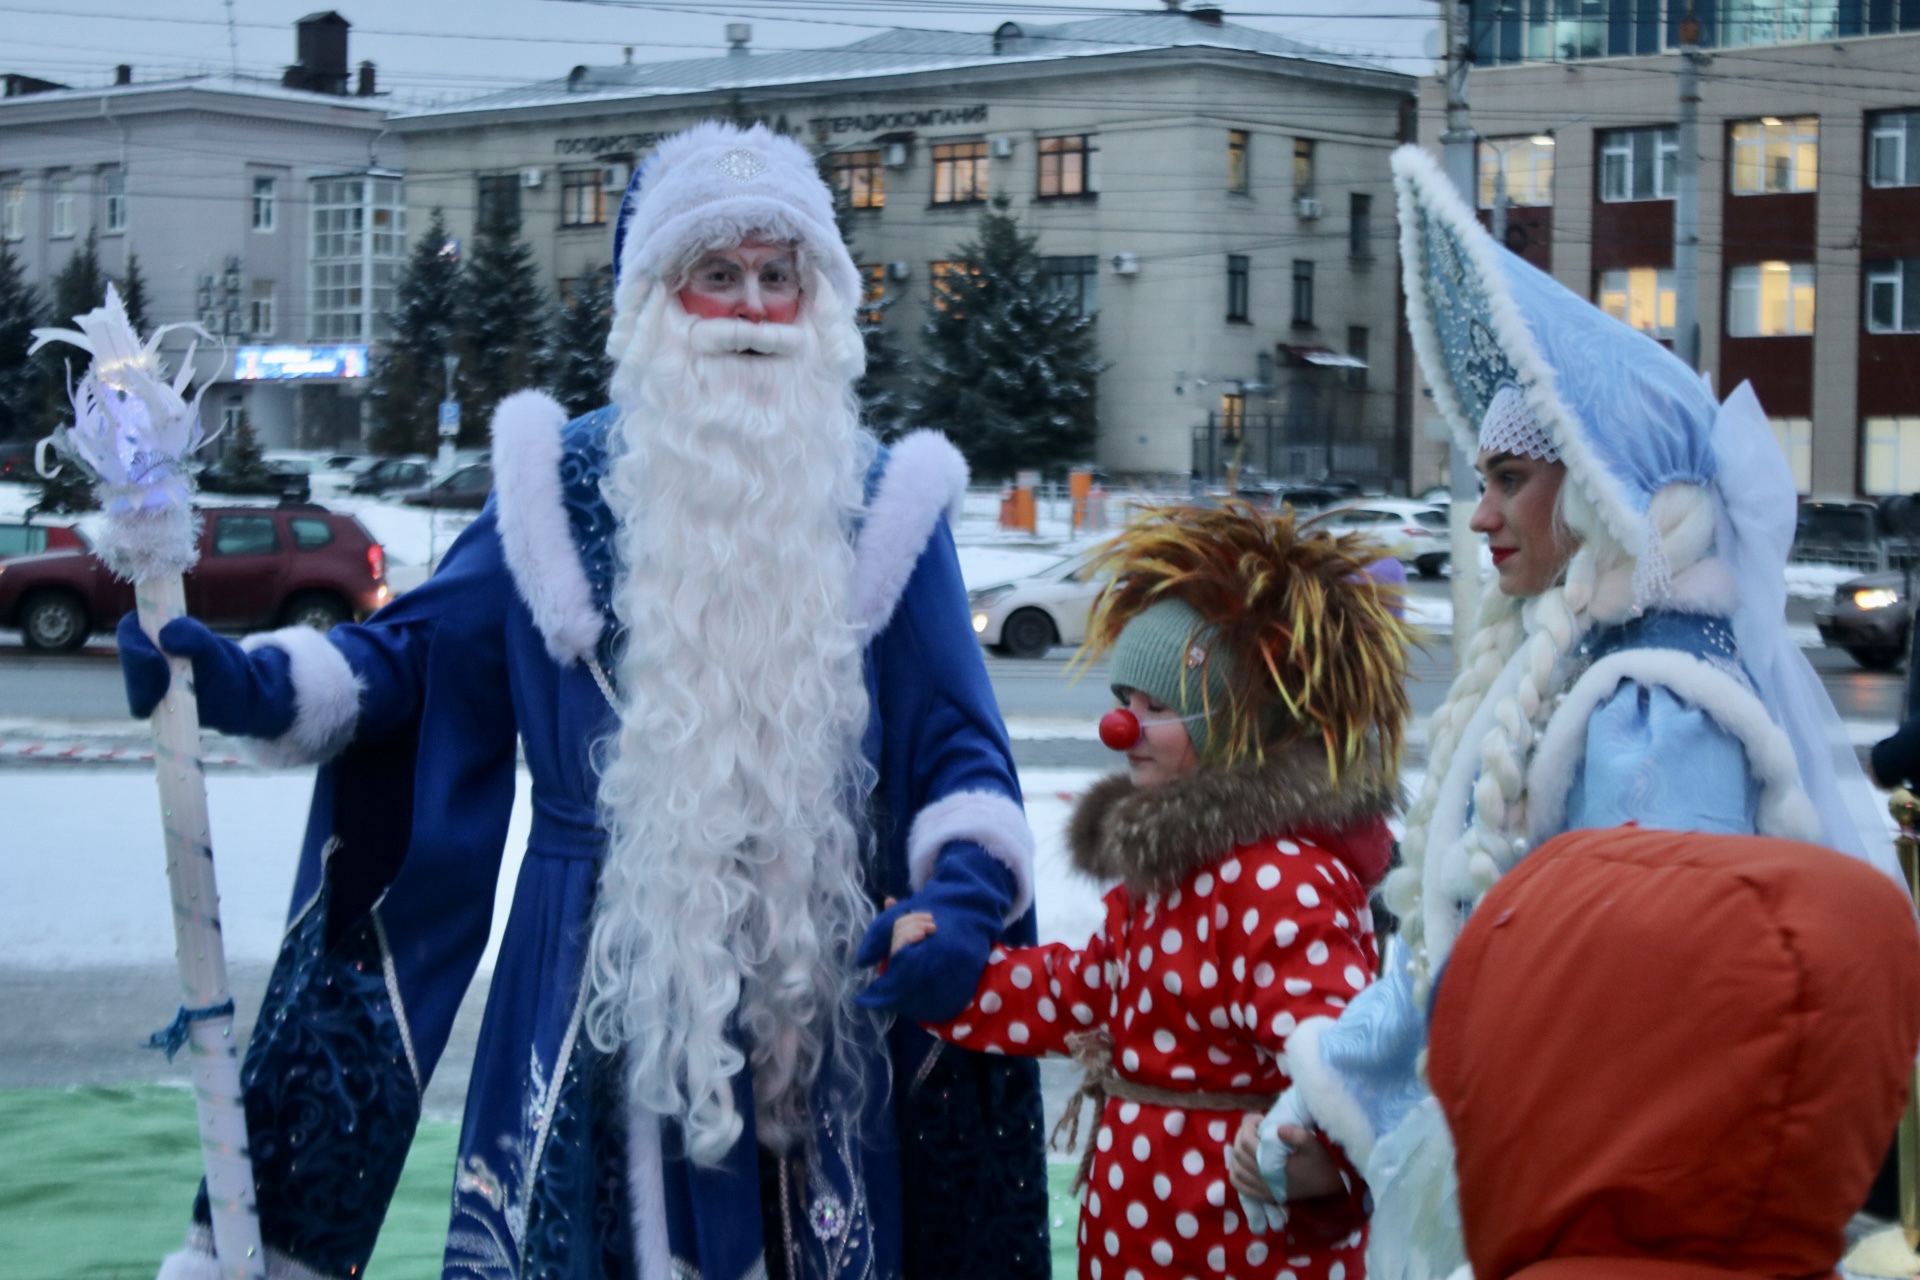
[30, 287, 264, 1280]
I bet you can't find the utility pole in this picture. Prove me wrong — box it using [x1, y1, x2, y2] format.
[1491, 167, 1509, 247]
[1672, 4, 1705, 371]
[1441, 0, 1481, 662]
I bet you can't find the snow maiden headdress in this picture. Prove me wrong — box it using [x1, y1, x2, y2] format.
[1384, 144, 1899, 997]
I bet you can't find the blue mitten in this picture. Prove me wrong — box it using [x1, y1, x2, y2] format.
[116, 613, 299, 739]
[857, 842, 1016, 1024]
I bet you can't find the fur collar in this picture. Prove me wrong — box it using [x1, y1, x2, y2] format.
[1068, 743, 1401, 894]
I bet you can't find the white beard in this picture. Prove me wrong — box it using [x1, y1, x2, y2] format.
[583, 283, 877, 1165]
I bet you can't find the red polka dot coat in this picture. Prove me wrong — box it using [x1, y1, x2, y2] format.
[926, 750, 1399, 1280]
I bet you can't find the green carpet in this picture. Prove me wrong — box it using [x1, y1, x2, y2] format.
[0, 1085, 1081, 1278]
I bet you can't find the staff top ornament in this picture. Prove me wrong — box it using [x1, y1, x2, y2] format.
[29, 284, 212, 583]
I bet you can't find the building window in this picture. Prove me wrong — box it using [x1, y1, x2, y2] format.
[1, 182, 22, 240]
[1598, 267, 1676, 338]
[1226, 254, 1250, 322]
[1293, 138, 1316, 197]
[931, 142, 988, 205]
[252, 176, 277, 232]
[1347, 325, 1370, 390]
[1037, 135, 1089, 198]
[1770, 417, 1813, 495]
[1291, 259, 1315, 329]
[1478, 135, 1555, 207]
[311, 176, 407, 341]
[1870, 110, 1920, 188]
[1599, 126, 1677, 202]
[103, 170, 126, 234]
[1731, 116, 1818, 195]
[1227, 130, 1250, 194]
[832, 149, 884, 209]
[560, 169, 607, 227]
[1727, 261, 1814, 337]
[1866, 418, 1920, 497]
[248, 280, 275, 337]
[476, 173, 521, 233]
[1040, 254, 1098, 318]
[220, 397, 244, 438]
[49, 176, 74, 239]
[1867, 259, 1920, 334]
[1220, 392, 1247, 441]
[858, 263, 886, 325]
[929, 259, 974, 311]
[1348, 193, 1373, 260]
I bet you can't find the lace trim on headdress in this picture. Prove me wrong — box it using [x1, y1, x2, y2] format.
[1479, 385, 1561, 463]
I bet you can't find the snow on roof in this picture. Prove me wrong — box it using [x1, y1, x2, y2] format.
[0, 72, 389, 116]
[399, 11, 1393, 121]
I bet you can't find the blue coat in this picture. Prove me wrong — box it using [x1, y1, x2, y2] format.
[183, 403, 1050, 1280]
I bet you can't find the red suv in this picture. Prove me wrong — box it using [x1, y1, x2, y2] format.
[0, 504, 389, 652]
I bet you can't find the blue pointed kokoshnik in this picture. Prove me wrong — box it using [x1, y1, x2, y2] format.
[1392, 144, 1721, 556]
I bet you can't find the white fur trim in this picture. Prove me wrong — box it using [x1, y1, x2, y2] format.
[1526, 648, 1820, 845]
[850, 430, 969, 638]
[906, 789, 1035, 923]
[627, 1102, 673, 1280]
[1283, 1019, 1379, 1167]
[238, 626, 363, 768]
[492, 388, 604, 665]
[162, 1227, 345, 1280]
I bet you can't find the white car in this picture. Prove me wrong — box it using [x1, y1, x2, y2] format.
[1314, 499, 1452, 578]
[968, 545, 1112, 659]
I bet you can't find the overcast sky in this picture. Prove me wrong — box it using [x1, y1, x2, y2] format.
[4, 0, 1441, 106]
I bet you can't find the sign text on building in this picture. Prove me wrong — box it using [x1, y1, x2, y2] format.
[808, 104, 988, 136]
[234, 345, 369, 381]
[553, 131, 670, 157]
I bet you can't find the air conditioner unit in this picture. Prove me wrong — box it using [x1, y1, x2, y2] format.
[199, 311, 221, 333]
[1294, 196, 1324, 219]
[601, 163, 630, 193]
[223, 270, 243, 294]
[882, 142, 909, 168]
[887, 261, 911, 281]
[223, 310, 243, 335]
[520, 167, 544, 189]
[989, 136, 1015, 158]
[1110, 252, 1140, 276]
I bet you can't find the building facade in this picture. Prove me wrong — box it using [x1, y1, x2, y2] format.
[392, 8, 1416, 484]
[1408, 4, 1920, 497]
[0, 18, 402, 451]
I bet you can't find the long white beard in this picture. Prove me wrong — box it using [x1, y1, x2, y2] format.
[583, 284, 877, 1166]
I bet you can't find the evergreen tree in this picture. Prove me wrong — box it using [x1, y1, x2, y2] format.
[117, 251, 151, 337]
[454, 205, 550, 445]
[815, 150, 912, 439]
[0, 241, 45, 441]
[367, 209, 461, 455]
[910, 196, 1101, 479]
[36, 232, 108, 426]
[214, 407, 274, 490]
[547, 263, 614, 418]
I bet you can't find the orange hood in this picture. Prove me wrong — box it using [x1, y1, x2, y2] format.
[1428, 827, 1920, 1280]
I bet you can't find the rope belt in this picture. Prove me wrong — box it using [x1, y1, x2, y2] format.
[1049, 1028, 1279, 1191]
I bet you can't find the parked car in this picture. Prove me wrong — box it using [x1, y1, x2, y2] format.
[350, 456, 433, 496]
[1314, 500, 1452, 577]
[969, 544, 1112, 659]
[1812, 569, 1912, 670]
[197, 458, 312, 503]
[0, 439, 40, 482]
[401, 462, 493, 510]
[0, 519, 85, 560]
[1792, 497, 1883, 572]
[0, 504, 388, 652]
[264, 451, 362, 499]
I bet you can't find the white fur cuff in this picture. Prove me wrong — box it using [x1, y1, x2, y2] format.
[163, 1226, 345, 1280]
[239, 626, 364, 768]
[492, 388, 604, 665]
[851, 431, 969, 639]
[906, 789, 1035, 923]
[1284, 1016, 1380, 1168]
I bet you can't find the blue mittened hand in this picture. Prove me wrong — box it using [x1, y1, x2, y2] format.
[857, 842, 1017, 1024]
[116, 612, 298, 739]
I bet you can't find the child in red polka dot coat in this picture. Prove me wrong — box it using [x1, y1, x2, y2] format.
[887, 506, 1412, 1280]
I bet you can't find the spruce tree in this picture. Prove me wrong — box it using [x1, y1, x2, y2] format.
[910, 196, 1101, 479]
[454, 205, 550, 445]
[548, 263, 614, 418]
[36, 232, 108, 425]
[0, 241, 45, 441]
[118, 251, 151, 337]
[367, 209, 461, 455]
[214, 407, 274, 490]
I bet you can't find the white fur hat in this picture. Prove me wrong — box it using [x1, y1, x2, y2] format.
[612, 121, 859, 316]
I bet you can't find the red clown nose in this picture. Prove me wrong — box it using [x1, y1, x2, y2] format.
[1098, 708, 1141, 751]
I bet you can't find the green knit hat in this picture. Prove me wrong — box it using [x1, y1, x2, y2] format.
[1109, 598, 1235, 761]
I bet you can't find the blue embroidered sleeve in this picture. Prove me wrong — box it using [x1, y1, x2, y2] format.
[1564, 680, 1759, 835]
[1294, 935, 1430, 1158]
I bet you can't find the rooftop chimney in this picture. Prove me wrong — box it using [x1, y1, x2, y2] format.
[356, 59, 375, 96]
[1190, 5, 1225, 24]
[281, 11, 350, 96]
[623, 46, 633, 64]
[114, 64, 132, 85]
[726, 23, 751, 55]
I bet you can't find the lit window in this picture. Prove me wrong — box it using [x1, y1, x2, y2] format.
[1599, 127, 1677, 202]
[1293, 137, 1315, 197]
[1598, 267, 1676, 338]
[1040, 254, 1098, 319]
[1291, 259, 1314, 329]
[248, 280, 275, 337]
[1730, 116, 1818, 194]
[252, 176, 276, 232]
[1769, 417, 1812, 495]
[931, 142, 988, 205]
[929, 259, 975, 312]
[1220, 392, 1247, 443]
[1, 182, 22, 240]
[560, 169, 606, 227]
[1866, 418, 1920, 497]
[858, 263, 886, 325]
[103, 170, 126, 234]
[310, 176, 406, 341]
[1870, 110, 1920, 188]
[1478, 135, 1555, 208]
[49, 176, 73, 239]
[1227, 254, 1250, 322]
[832, 150, 885, 209]
[1037, 135, 1089, 198]
[1867, 259, 1920, 333]
[1227, 130, 1250, 194]
[1726, 261, 1815, 337]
